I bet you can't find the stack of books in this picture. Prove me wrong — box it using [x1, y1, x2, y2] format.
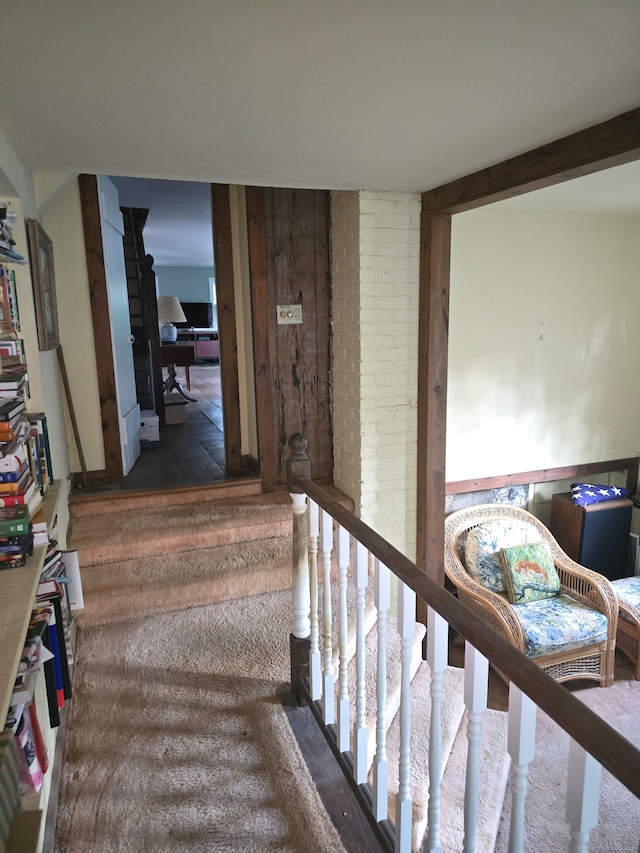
[0, 403, 47, 568]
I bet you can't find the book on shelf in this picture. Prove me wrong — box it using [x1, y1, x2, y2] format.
[0, 503, 30, 536]
[0, 413, 28, 441]
[10, 670, 38, 706]
[60, 550, 84, 611]
[26, 413, 53, 486]
[0, 440, 26, 472]
[0, 467, 30, 492]
[14, 708, 44, 797]
[0, 397, 24, 422]
[18, 605, 53, 673]
[36, 580, 72, 703]
[0, 474, 37, 507]
[0, 729, 20, 850]
[40, 620, 60, 729]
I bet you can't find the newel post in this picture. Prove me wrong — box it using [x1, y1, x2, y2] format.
[286, 434, 312, 704]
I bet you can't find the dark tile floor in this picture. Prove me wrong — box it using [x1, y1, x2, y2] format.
[75, 364, 234, 496]
[122, 363, 227, 490]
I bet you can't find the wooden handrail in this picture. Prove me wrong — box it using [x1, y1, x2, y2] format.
[295, 475, 640, 800]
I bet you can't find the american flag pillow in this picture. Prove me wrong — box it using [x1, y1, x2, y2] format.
[571, 482, 630, 507]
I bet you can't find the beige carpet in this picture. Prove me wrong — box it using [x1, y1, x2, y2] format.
[69, 494, 294, 566]
[494, 677, 640, 853]
[77, 537, 293, 627]
[55, 590, 347, 853]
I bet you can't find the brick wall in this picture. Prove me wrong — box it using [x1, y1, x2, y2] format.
[331, 190, 421, 558]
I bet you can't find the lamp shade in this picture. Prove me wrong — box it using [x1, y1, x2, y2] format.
[157, 296, 187, 323]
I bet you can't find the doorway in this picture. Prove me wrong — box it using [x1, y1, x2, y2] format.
[78, 176, 250, 492]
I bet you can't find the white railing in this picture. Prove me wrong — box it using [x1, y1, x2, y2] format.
[285, 441, 640, 853]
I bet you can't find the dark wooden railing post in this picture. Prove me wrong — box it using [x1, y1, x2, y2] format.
[286, 434, 312, 704]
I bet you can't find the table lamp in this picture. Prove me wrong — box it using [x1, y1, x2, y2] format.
[157, 296, 186, 343]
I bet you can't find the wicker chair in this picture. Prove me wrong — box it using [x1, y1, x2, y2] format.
[444, 503, 619, 687]
[609, 577, 640, 680]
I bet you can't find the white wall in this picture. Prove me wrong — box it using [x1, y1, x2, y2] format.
[155, 266, 214, 302]
[448, 210, 640, 482]
[39, 179, 105, 474]
[332, 191, 421, 559]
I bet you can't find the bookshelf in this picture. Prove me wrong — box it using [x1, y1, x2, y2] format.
[1, 481, 62, 853]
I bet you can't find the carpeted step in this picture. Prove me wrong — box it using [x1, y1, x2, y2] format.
[69, 486, 355, 567]
[69, 493, 295, 566]
[78, 535, 294, 627]
[67, 478, 263, 518]
[342, 616, 426, 770]
[385, 661, 509, 853]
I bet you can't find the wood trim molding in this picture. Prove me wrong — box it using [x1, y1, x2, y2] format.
[446, 456, 640, 497]
[78, 174, 123, 483]
[422, 107, 640, 214]
[245, 186, 277, 493]
[211, 184, 243, 474]
[416, 211, 451, 589]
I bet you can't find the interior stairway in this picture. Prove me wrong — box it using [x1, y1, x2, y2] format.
[329, 584, 510, 852]
[67, 484, 511, 851]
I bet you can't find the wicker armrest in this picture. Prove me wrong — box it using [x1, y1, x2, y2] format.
[547, 543, 619, 629]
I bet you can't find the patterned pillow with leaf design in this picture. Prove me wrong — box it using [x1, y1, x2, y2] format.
[464, 518, 542, 595]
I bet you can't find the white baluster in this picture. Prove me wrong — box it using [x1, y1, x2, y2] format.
[425, 606, 448, 853]
[566, 739, 602, 853]
[463, 642, 489, 853]
[395, 581, 416, 853]
[320, 508, 335, 725]
[290, 491, 310, 639]
[507, 684, 537, 853]
[373, 558, 391, 821]
[337, 524, 351, 753]
[308, 500, 321, 701]
[353, 541, 369, 785]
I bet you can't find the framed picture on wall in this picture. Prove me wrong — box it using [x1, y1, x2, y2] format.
[26, 219, 60, 351]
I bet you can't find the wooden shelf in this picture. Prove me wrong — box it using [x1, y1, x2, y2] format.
[0, 481, 62, 727]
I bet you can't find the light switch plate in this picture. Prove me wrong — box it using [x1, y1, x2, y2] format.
[277, 304, 303, 325]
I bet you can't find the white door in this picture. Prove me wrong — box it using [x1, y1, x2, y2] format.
[97, 175, 141, 476]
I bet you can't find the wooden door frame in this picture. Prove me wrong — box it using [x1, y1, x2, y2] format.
[211, 184, 243, 474]
[79, 176, 243, 484]
[79, 174, 124, 484]
[417, 107, 640, 587]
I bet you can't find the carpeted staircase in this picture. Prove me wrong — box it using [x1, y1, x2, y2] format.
[68, 484, 299, 626]
[68, 484, 510, 851]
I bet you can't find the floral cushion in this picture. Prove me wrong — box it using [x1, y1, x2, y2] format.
[610, 577, 640, 621]
[501, 542, 561, 605]
[515, 594, 608, 659]
[465, 518, 542, 595]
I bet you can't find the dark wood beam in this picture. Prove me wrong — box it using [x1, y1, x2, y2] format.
[211, 184, 243, 474]
[423, 107, 640, 214]
[416, 210, 451, 594]
[78, 174, 123, 484]
[245, 186, 277, 493]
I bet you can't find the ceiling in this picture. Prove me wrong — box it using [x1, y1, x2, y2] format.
[1, 2, 639, 265]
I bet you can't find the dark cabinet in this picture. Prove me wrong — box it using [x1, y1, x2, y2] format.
[549, 492, 633, 580]
[176, 329, 219, 361]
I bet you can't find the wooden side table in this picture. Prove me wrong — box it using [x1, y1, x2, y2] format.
[160, 343, 196, 402]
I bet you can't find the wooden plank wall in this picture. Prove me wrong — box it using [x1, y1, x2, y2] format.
[248, 187, 332, 490]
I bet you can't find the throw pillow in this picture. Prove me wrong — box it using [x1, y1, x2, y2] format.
[465, 518, 541, 595]
[571, 482, 629, 507]
[501, 541, 561, 605]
